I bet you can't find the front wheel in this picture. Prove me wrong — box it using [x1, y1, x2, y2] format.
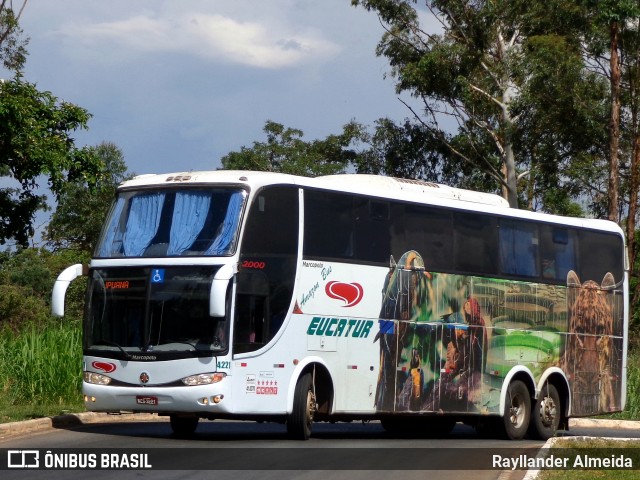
[287, 373, 316, 440]
[500, 380, 531, 440]
[529, 384, 561, 440]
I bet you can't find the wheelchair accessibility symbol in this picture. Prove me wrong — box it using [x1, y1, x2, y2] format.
[151, 269, 165, 283]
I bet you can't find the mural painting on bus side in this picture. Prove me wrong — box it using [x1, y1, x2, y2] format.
[562, 271, 623, 416]
[373, 250, 624, 417]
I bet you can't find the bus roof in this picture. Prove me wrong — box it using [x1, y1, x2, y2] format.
[313, 174, 509, 207]
[118, 170, 623, 237]
[119, 171, 506, 205]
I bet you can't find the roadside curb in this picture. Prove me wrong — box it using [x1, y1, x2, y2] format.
[569, 417, 640, 430]
[0, 412, 166, 440]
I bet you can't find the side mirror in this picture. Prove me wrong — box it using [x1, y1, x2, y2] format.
[52, 264, 86, 317]
[210, 263, 237, 317]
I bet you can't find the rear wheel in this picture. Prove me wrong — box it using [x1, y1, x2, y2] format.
[287, 373, 316, 440]
[169, 415, 199, 437]
[529, 384, 561, 440]
[500, 380, 531, 440]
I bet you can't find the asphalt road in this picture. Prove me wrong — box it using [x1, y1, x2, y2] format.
[0, 417, 638, 480]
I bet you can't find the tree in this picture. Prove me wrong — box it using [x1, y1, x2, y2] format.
[623, 19, 640, 305]
[352, 0, 602, 210]
[352, 0, 523, 206]
[45, 142, 130, 252]
[579, 1, 640, 224]
[0, 77, 102, 246]
[511, 29, 609, 214]
[354, 117, 449, 181]
[221, 120, 365, 176]
[0, 1, 102, 246]
[0, 0, 28, 72]
[0, 246, 89, 331]
[578, 2, 640, 306]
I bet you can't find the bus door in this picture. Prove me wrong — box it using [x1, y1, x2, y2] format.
[229, 185, 299, 412]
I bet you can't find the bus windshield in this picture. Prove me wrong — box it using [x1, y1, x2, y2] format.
[84, 266, 227, 358]
[96, 188, 246, 258]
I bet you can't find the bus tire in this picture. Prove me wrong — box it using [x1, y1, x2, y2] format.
[169, 415, 199, 437]
[528, 383, 561, 440]
[287, 373, 316, 440]
[501, 380, 531, 440]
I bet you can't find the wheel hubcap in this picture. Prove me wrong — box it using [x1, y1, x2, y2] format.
[306, 390, 317, 427]
[509, 396, 524, 428]
[539, 396, 557, 427]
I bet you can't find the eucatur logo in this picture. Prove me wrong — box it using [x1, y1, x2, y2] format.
[91, 361, 116, 373]
[325, 281, 364, 307]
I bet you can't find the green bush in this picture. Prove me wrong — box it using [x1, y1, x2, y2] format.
[0, 248, 88, 332]
[0, 284, 50, 330]
[0, 248, 87, 419]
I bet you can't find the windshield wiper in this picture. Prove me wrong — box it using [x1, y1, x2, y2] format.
[93, 339, 132, 360]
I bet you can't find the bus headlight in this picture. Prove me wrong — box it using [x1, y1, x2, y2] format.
[182, 372, 226, 386]
[83, 371, 112, 385]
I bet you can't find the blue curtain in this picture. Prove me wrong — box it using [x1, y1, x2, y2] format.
[206, 192, 244, 255]
[122, 193, 165, 256]
[499, 222, 538, 276]
[167, 192, 212, 255]
[554, 236, 576, 280]
[97, 197, 126, 257]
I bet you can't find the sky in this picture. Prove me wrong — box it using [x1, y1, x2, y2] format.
[15, 0, 419, 176]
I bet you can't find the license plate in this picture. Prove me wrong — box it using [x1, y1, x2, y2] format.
[136, 395, 158, 406]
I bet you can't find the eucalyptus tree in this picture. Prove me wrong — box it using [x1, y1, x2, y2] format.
[352, 0, 602, 210]
[0, 0, 28, 72]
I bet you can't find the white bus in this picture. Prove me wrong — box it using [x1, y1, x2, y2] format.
[52, 171, 628, 440]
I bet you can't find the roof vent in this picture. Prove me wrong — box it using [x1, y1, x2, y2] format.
[395, 177, 440, 188]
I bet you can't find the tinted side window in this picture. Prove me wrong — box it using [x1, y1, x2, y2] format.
[354, 197, 392, 264]
[578, 230, 624, 283]
[454, 212, 498, 275]
[540, 226, 577, 282]
[304, 190, 354, 260]
[304, 190, 394, 265]
[404, 205, 453, 271]
[499, 219, 539, 278]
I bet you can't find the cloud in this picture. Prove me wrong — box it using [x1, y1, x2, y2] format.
[58, 12, 340, 69]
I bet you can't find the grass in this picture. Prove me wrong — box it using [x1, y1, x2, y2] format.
[0, 400, 84, 423]
[537, 438, 640, 480]
[609, 349, 640, 420]
[0, 321, 85, 423]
